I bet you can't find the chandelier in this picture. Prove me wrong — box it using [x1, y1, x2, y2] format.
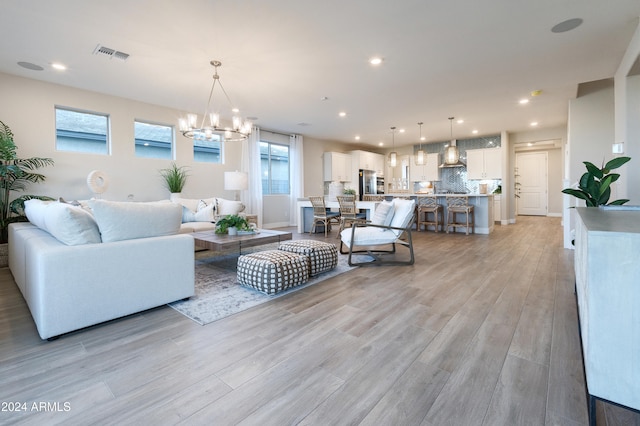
[179, 60, 252, 142]
[387, 126, 397, 167]
[415, 121, 426, 165]
[444, 117, 460, 165]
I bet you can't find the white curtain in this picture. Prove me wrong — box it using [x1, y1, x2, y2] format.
[241, 126, 263, 228]
[289, 134, 304, 226]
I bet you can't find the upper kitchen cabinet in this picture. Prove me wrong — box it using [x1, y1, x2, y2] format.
[410, 153, 440, 182]
[350, 150, 384, 175]
[466, 148, 502, 180]
[323, 152, 352, 182]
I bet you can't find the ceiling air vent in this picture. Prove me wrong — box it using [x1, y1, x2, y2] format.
[92, 44, 130, 62]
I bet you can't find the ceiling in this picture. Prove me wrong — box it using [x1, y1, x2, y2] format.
[1, 0, 639, 148]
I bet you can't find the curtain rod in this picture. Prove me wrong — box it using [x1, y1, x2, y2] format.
[259, 128, 297, 138]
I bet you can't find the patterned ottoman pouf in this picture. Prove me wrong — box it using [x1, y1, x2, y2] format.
[237, 250, 310, 295]
[278, 240, 338, 277]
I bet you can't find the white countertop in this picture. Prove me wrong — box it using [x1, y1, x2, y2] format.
[577, 207, 640, 234]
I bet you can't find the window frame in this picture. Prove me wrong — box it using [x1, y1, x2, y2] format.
[260, 141, 290, 195]
[55, 106, 111, 155]
[134, 119, 175, 160]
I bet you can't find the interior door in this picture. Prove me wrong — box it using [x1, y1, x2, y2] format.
[516, 152, 548, 216]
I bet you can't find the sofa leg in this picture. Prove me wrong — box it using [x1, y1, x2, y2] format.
[47, 335, 60, 342]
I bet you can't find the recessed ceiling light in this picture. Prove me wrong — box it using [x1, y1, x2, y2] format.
[551, 18, 583, 33]
[51, 62, 67, 71]
[339, 111, 347, 117]
[399, 128, 405, 133]
[527, 142, 533, 146]
[355, 135, 360, 140]
[378, 142, 384, 146]
[519, 99, 529, 105]
[530, 121, 539, 127]
[232, 108, 240, 113]
[420, 136, 426, 141]
[457, 119, 464, 124]
[472, 130, 478, 134]
[369, 57, 383, 66]
[17, 61, 43, 71]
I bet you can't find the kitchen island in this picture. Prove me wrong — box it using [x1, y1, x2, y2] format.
[297, 194, 494, 234]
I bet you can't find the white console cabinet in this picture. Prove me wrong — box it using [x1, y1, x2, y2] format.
[574, 207, 640, 422]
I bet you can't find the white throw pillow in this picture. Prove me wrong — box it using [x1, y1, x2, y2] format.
[171, 197, 215, 213]
[370, 201, 394, 228]
[389, 199, 416, 231]
[195, 200, 215, 221]
[90, 200, 182, 243]
[24, 199, 53, 230]
[43, 202, 102, 245]
[216, 198, 245, 216]
[181, 206, 196, 223]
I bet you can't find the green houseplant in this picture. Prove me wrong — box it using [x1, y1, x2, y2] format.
[562, 156, 631, 206]
[159, 162, 189, 194]
[343, 188, 356, 196]
[215, 214, 250, 234]
[0, 120, 54, 244]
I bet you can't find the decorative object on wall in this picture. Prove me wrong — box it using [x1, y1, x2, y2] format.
[415, 122, 426, 166]
[86, 170, 109, 197]
[178, 60, 252, 142]
[562, 156, 631, 206]
[387, 126, 397, 168]
[224, 171, 248, 201]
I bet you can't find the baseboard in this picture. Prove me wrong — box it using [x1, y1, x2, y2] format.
[262, 221, 290, 229]
[547, 213, 562, 217]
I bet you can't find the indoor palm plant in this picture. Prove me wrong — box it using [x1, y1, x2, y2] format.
[562, 156, 631, 206]
[0, 120, 54, 247]
[159, 162, 189, 195]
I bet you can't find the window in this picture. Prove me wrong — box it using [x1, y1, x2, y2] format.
[193, 136, 222, 163]
[260, 142, 290, 194]
[134, 120, 173, 159]
[55, 107, 109, 154]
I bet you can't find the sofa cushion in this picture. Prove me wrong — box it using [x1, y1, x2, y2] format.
[195, 199, 216, 221]
[389, 199, 416, 236]
[370, 200, 394, 230]
[216, 198, 245, 216]
[25, 199, 102, 246]
[90, 200, 182, 243]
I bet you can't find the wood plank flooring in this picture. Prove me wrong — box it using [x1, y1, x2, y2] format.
[1, 216, 639, 425]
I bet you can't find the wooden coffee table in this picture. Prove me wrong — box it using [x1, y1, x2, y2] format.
[192, 229, 292, 253]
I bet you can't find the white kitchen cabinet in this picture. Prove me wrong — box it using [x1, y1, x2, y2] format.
[350, 150, 385, 176]
[323, 152, 352, 182]
[494, 195, 501, 222]
[410, 153, 440, 182]
[466, 148, 502, 180]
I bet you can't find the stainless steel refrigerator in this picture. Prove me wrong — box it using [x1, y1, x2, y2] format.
[358, 169, 377, 200]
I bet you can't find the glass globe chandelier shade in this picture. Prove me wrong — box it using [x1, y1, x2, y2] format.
[178, 60, 252, 142]
[415, 121, 426, 166]
[387, 126, 397, 167]
[444, 117, 460, 165]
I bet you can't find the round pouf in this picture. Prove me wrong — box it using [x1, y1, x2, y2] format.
[278, 240, 338, 277]
[237, 250, 310, 295]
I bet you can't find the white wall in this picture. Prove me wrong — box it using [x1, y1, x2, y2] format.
[0, 72, 243, 202]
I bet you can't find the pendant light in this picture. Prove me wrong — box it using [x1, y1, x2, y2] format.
[387, 126, 397, 167]
[444, 117, 460, 165]
[415, 121, 426, 166]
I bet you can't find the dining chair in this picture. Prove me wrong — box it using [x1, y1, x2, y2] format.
[308, 196, 340, 237]
[336, 195, 367, 238]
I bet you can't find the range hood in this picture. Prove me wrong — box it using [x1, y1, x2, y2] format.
[439, 139, 466, 168]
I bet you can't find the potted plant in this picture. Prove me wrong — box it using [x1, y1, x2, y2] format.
[215, 214, 250, 235]
[159, 162, 189, 199]
[343, 188, 356, 197]
[562, 156, 631, 206]
[0, 121, 54, 263]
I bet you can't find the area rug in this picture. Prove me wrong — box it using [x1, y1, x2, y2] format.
[168, 246, 366, 325]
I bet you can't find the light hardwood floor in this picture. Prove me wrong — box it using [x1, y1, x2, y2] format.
[1, 216, 638, 425]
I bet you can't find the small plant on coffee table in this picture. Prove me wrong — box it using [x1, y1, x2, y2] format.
[215, 214, 250, 234]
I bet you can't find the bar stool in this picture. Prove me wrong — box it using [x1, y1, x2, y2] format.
[446, 196, 474, 235]
[417, 196, 443, 232]
[362, 194, 386, 202]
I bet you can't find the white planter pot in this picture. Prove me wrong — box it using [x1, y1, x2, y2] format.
[169, 192, 182, 201]
[228, 226, 238, 236]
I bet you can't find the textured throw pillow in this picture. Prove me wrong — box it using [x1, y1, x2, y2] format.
[370, 201, 394, 228]
[44, 202, 102, 245]
[90, 200, 182, 243]
[389, 199, 416, 230]
[195, 200, 215, 221]
[217, 198, 245, 216]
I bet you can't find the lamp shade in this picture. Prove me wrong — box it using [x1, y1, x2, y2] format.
[224, 171, 248, 191]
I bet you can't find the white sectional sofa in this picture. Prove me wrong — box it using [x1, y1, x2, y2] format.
[8, 199, 195, 340]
